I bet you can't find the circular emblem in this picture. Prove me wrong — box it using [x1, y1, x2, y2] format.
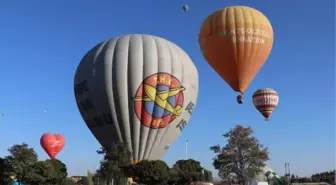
[133, 73, 185, 129]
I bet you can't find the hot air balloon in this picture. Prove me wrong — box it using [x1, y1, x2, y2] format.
[199, 6, 274, 103]
[252, 88, 279, 120]
[263, 166, 286, 185]
[183, 5, 189, 12]
[40, 133, 65, 159]
[74, 34, 199, 164]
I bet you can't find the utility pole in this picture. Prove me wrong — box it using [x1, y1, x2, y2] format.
[185, 140, 188, 159]
[285, 162, 291, 184]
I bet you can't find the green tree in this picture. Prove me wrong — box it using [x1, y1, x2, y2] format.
[171, 159, 205, 185]
[167, 168, 179, 185]
[47, 159, 68, 184]
[210, 125, 269, 185]
[5, 143, 38, 185]
[29, 160, 52, 185]
[131, 160, 169, 185]
[204, 169, 213, 182]
[96, 142, 132, 185]
[27, 159, 67, 185]
[0, 157, 14, 185]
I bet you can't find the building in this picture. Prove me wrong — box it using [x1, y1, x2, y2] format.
[70, 176, 84, 182]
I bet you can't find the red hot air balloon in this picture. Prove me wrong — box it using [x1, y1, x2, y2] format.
[40, 133, 65, 159]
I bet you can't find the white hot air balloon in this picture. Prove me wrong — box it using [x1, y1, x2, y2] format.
[74, 34, 199, 163]
[183, 5, 189, 12]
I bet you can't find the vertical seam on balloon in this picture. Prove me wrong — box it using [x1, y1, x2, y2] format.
[148, 40, 175, 159]
[127, 35, 134, 162]
[242, 8, 249, 92]
[160, 43, 185, 159]
[234, 7, 243, 92]
[122, 35, 132, 149]
[145, 36, 162, 159]
[247, 8, 255, 92]
[76, 40, 107, 145]
[103, 37, 122, 147]
[226, 7, 239, 92]
[75, 49, 95, 131]
[102, 39, 122, 149]
[138, 35, 146, 161]
[92, 41, 107, 77]
[142, 36, 157, 160]
[240, 7, 247, 91]
[250, 9, 259, 93]
[92, 40, 108, 144]
[111, 37, 126, 144]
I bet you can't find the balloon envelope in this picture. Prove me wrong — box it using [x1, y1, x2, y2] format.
[252, 88, 279, 119]
[74, 34, 199, 162]
[183, 5, 189, 11]
[199, 6, 273, 94]
[40, 133, 65, 159]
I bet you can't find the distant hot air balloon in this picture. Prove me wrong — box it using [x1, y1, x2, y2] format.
[40, 133, 65, 159]
[74, 34, 199, 163]
[199, 6, 274, 103]
[252, 88, 279, 120]
[183, 5, 189, 12]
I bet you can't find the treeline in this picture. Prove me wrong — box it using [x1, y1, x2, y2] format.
[287, 171, 335, 184]
[93, 142, 213, 185]
[0, 143, 71, 185]
[0, 142, 213, 185]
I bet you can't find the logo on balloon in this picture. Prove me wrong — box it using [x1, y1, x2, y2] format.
[133, 73, 185, 129]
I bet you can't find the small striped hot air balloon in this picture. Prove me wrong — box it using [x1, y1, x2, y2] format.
[252, 88, 279, 121]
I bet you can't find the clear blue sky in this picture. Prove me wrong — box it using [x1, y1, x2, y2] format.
[0, 0, 334, 177]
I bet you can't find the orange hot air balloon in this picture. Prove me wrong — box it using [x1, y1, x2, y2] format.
[199, 6, 274, 101]
[40, 133, 65, 159]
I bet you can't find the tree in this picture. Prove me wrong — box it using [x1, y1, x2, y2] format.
[47, 159, 68, 184]
[25, 159, 67, 185]
[210, 125, 269, 185]
[171, 159, 205, 185]
[311, 170, 335, 184]
[167, 168, 179, 185]
[5, 143, 38, 185]
[96, 142, 132, 185]
[204, 169, 213, 182]
[28, 160, 52, 185]
[0, 157, 14, 185]
[131, 160, 169, 185]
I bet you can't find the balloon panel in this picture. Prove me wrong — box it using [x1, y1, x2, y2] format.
[199, 6, 273, 93]
[74, 34, 199, 161]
